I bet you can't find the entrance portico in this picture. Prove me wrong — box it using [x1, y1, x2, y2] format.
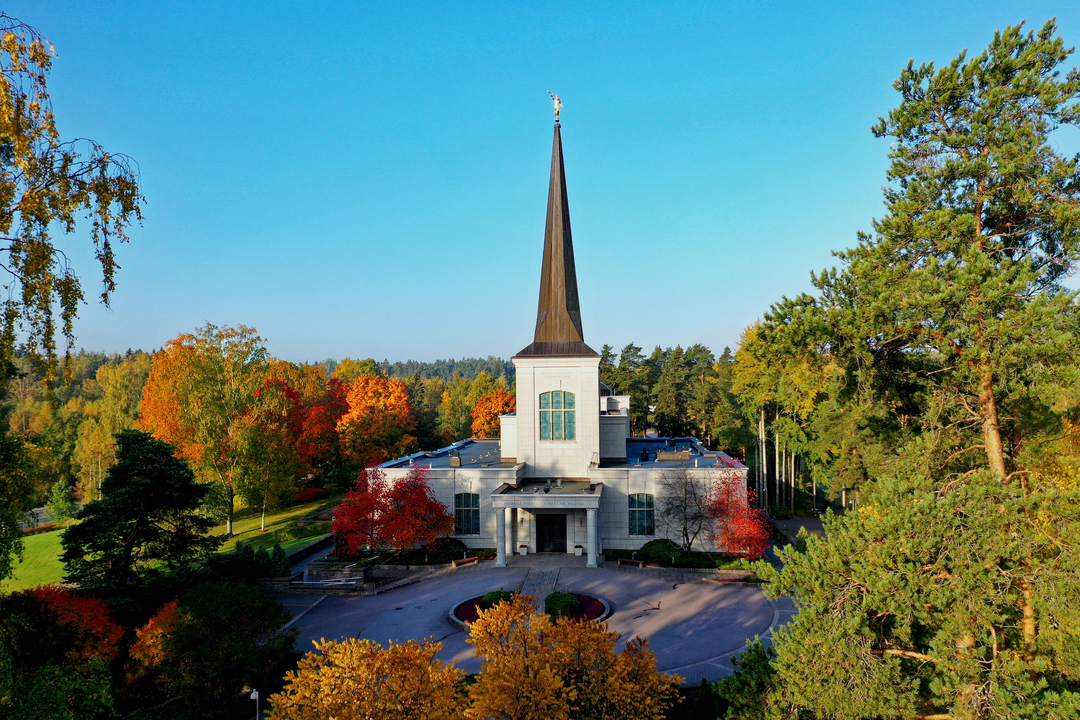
[492, 480, 602, 568]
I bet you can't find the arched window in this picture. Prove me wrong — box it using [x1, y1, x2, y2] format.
[628, 493, 655, 536]
[539, 391, 576, 441]
[455, 493, 480, 535]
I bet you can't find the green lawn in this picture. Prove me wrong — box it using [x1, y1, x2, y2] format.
[1, 495, 343, 594]
[2, 529, 67, 593]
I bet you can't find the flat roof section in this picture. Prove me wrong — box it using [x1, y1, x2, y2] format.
[599, 438, 747, 470]
[379, 438, 515, 470]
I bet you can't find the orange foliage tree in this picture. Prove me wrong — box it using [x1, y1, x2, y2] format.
[336, 375, 416, 465]
[708, 473, 771, 559]
[465, 594, 681, 720]
[333, 467, 454, 556]
[471, 388, 515, 438]
[138, 323, 269, 535]
[269, 638, 465, 720]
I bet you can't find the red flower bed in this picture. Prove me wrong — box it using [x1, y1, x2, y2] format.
[455, 593, 604, 624]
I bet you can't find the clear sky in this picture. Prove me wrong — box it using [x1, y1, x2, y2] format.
[6, 1, 1079, 364]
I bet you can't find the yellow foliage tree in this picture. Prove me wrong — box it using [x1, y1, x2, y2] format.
[466, 594, 681, 720]
[269, 637, 464, 720]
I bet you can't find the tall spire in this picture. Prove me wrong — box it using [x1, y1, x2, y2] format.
[516, 121, 598, 357]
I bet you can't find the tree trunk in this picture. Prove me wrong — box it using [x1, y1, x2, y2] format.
[261, 505, 267, 532]
[226, 485, 235, 537]
[774, 410, 780, 511]
[978, 365, 1007, 481]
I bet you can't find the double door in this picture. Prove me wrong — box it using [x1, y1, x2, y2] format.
[536, 513, 566, 553]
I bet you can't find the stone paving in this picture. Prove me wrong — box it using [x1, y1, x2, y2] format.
[278, 551, 796, 683]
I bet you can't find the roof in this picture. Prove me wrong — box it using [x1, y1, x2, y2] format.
[598, 438, 748, 471]
[379, 439, 515, 470]
[517, 122, 598, 358]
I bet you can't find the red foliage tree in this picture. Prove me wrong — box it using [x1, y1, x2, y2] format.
[129, 600, 179, 673]
[707, 474, 772, 559]
[470, 388, 516, 438]
[300, 376, 350, 472]
[333, 467, 454, 556]
[336, 375, 417, 465]
[1, 586, 125, 665]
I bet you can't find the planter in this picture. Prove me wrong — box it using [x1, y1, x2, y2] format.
[519, 545, 528, 556]
[574, 546, 583, 556]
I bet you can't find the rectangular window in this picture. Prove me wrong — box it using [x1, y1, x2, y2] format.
[455, 493, 480, 535]
[628, 493, 655, 536]
[539, 391, 576, 442]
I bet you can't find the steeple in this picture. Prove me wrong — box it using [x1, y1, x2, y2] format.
[516, 121, 598, 357]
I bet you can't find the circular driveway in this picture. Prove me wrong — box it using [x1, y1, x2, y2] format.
[278, 565, 783, 681]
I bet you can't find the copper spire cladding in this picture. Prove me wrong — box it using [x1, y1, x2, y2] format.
[516, 121, 598, 358]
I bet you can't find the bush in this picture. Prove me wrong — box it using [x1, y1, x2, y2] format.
[768, 504, 791, 520]
[390, 537, 468, 565]
[672, 555, 718, 569]
[638, 538, 681, 564]
[292, 487, 329, 504]
[478, 590, 515, 611]
[22, 522, 62, 536]
[544, 591, 584, 617]
[270, 544, 292, 576]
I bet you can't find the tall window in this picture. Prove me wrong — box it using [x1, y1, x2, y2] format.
[539, 391, 576, 441]
[455, 493, 480, 535]
[628, 493, 655, 536]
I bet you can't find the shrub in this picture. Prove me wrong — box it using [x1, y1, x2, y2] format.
[267, 521, 332, 545]
[638, 538, 681, 564]
[544, 591, 584, 617]
[768, 504, 791, 520]
[270, 544, 292, 576]
[478, 590, 515, 611]
[22, 522, 61, 536]
[293, 487, 329, 504]
[391, 537, 468, 565]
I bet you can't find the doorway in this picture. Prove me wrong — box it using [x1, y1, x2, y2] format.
[536, 513, 566, 553]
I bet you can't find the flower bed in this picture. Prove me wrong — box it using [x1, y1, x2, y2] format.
[453, 593, 605, 624]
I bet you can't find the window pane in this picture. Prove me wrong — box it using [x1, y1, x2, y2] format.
[565, 411, 575, 440]
[552, 392, 562, 410]
[564, 393, 575, 409]
[554, 412, 564, 440]
[540, 411, 551, 440]
[471, 493, 480, 509]
[644, 494, 654, 509]
[540, 392, 551, 409]
[645, 511, 655, 536]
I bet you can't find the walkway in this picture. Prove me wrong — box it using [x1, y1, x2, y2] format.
[277, 552, 796, 683]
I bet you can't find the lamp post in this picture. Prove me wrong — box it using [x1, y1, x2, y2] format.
[250, 689, 259, 719]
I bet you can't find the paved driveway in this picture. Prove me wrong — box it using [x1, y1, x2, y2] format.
[278, 561, 791, 682]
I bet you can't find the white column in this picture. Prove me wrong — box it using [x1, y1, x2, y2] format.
[496, 509, 506, 567]
[586, 508, 597, 568]
[504, 508, 514, 557]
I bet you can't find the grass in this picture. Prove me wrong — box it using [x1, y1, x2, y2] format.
[214, 494, 342, 554]
[2, 527, 68, 593]
[1, 495, 343, 594]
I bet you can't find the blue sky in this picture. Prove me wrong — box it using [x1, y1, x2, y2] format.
[6, 1, 1079, 364]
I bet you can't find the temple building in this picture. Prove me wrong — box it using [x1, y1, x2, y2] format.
[378, 116, 747, 567]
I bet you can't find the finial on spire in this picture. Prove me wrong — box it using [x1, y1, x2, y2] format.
[548, 91, 562, 123]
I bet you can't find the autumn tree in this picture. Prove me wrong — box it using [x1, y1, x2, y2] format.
[60, 429, 222, 593]
[125, 581, 298, 720]
[0, 585, 124, 718]
[0, 13, 144, 391]
[471, 387, 515, 438]
[269, 638, 465, 720]
[139, 323, 269, 534]
[237, 378, 307, 530]
[466, 593, 681, 720]
[300, 375, 352, 490]
[333, 357, 382, 384]
[708, 472, 771, 559]
[333, 467, 454, 556]
[337, 374, 416, 465]
[438, 371, 473, 441]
